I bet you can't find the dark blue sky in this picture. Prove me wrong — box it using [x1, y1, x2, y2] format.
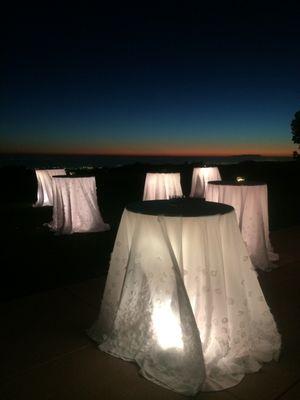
[1, 1, 300, 156]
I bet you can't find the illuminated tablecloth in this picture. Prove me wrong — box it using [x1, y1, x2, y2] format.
[34, 169, 66, 207]
[190, 167, 221, 198]
[143, 173, 183, 200]
[88, 199, 280, 396]
[205, 181, 278, 271]
[49, 176, 110, 234]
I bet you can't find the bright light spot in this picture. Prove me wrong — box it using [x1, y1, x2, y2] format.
[236, 176, 245, 182]
[152, 301, 183, 350]
[43, 191, 50, 204]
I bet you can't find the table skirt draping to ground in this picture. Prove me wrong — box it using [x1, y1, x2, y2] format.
[190, 167, 221, 198]
[206, 182, 278, 271]
[88, 208, 280, 396]
[34, 169, 66, 207]
[49, 176, 110, 234]
[143, 173, 183, 200]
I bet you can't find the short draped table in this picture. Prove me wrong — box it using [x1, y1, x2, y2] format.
[190, 167, 221, 198]
[205, 181, 278, 271]
[34, 169, 66, 207]
[49, 176, 110, 234]
[143, 172, 183, 200]
[88, 198, 280, 396]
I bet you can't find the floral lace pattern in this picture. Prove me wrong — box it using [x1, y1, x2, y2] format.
[88, 209, 281, 396]
[205, 183, 279, 271]
[49, 177, 110, 234]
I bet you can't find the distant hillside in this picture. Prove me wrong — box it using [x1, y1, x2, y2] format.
[229, 154, 262, 160]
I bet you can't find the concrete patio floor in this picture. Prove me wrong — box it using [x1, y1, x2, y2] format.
[0, 226, 300, 400]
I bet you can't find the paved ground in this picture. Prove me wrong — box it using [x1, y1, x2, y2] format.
[0, 226, 300, 400]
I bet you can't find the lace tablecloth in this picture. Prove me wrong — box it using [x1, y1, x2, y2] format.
[143, 173, 183, 200]
[205, 181, 278, 271]
[49, 176, 109, 234]
[190, 167, 221, 198]
[34, 169, 66, 207]
[88, 199, 280, 395]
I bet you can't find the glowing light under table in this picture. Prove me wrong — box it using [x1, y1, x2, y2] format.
[143, 173, 183, 200]
[190, 167, 221, 198]
[88, 200, 280, 395]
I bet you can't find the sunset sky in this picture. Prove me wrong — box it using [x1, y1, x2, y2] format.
[1, 2, 299, 157]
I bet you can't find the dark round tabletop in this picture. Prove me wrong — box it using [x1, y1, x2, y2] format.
[146, 171, 180, 174]
[208, 180, 266, 186]
[126, 198, 233, 217]
[193, 166, 218, 169]
[53, 175, 94, 179]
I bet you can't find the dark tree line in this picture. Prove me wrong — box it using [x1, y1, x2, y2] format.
[291, 111, 300, 159]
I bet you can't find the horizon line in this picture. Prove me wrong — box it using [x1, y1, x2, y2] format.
[0, 151, 293, 158]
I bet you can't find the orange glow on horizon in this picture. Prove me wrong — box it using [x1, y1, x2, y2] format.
[48, 144, 294, 157]
[1, 149, 293, 157]
[0, 142, 295, 158]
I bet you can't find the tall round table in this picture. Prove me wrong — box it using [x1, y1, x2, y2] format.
[190, 167, 221, 198]
[143, 172, 183, 200]
[34, 169, 66, 207]
[49, 176, 109, 234]
[88, 198, 280, 396]
[205, 181, 278, 271]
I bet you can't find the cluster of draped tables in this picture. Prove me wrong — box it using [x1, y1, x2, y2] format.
[33, 169, 109, 234]
[32, 168, 281, 395]
[34, 167, 221, 234]
[142, 171, 278, 271]
[88, 198, 281, 396]
[143, 167, 221, 201]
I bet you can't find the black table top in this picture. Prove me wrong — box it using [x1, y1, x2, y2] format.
[193, 166, 219, 169]
[126, 198, 233, 217]
[53, 175, 94, 179]
[146, 171, 180, 174]
[208, 180, 266, 186]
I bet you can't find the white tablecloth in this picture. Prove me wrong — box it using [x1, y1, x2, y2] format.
[88, 201, 280, 395]
[34, 169, 66, 207]
[143, 173, 183, 200]
[49, 176, 109, 234]
[205, 182, 278, 271]
[190, 167, 221, 198]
